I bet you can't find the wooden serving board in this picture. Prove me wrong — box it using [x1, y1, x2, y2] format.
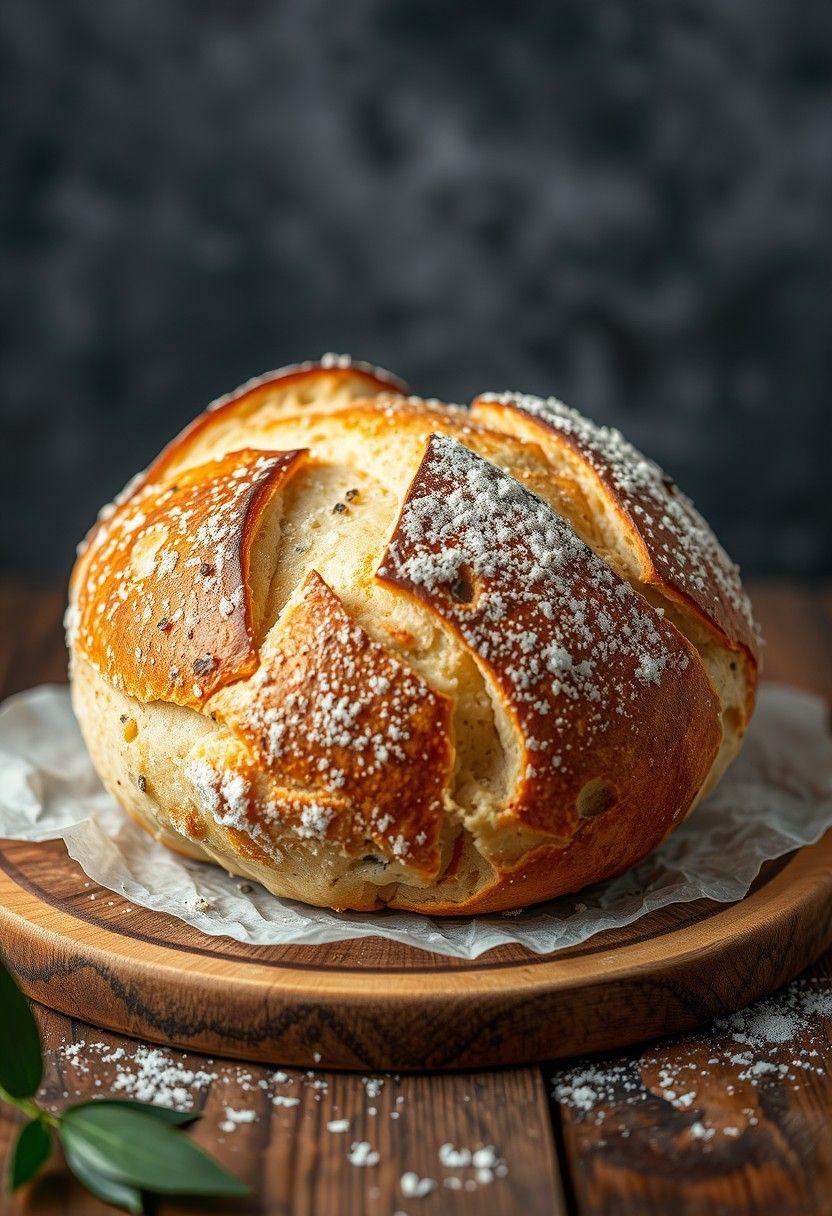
[2, 833, 832, 1072]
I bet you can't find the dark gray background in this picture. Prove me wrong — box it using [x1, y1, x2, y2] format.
[2, 0, 831, 578]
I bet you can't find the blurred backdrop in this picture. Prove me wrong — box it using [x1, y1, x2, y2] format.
[2, 0, 831, 578]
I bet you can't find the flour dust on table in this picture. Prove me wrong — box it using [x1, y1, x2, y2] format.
[554, 975, 832, 1142]
[47, 1039, 510, 1200]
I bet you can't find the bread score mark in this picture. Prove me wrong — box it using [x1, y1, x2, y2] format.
[472, 393, 759, 666]
[70, 448, 308, 708]
[146, 357, 408, 484]
[377, 434, 722, 847]
[214, 570, 454, 875]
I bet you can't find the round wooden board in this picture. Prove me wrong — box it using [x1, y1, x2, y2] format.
[2, 835, 832, 1071]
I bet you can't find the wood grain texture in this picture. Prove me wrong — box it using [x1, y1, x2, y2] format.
[551, 581, 832, 1216]
[552, 953, 832, 1216]
[2, 580, 832, 1216]
[2, 1007, 566, 1216]
[2, 831, 832, 1070]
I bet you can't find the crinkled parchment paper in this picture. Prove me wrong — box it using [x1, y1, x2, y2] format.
[0, 683, 830, 960]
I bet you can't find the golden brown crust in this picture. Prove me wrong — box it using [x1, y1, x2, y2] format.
[392, 766, 712, 915]
[71, 361, 403, 571]
[67, 358, 759, 916]
[70, 447, 306, 708]
[146, 358, 407, 483]
[471, 394, 760, 666]
[377, 434, 722, 849]
[214, 571, 454, 875]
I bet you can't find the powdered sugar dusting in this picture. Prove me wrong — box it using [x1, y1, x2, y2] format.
[46, 1034, 516, 1204]
[479, 392, 758, 652]
[186, 757, 252, 831]
[54, 1041, 219, 1110]
[348, 1140, 380, 1167]
[71, 448, 304, 708]
[221, 1106, 258, 1133]
[554, 977, 832, 1144]
[223, 571, 451, 869]
[380, 434, 711, 834]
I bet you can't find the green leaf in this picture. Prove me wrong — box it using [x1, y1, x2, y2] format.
[9, 1118, 51, 1191]
[66, 1099, 200, 1127]
[59, 1104, 250, 1198]
[0, 956, 43, 1098]
[63, 1139, 144, 1215]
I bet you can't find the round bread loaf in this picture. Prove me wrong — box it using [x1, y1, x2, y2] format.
[67, 355, 760, 914]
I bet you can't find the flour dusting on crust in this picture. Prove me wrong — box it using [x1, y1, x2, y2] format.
[379, 434, 719, 841]
[217, 571, 453, 872]
[71, 448, 305, 707]
[476, 392, 758, 656]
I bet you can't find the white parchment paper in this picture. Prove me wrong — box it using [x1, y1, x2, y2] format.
[0, 683, 830, 959]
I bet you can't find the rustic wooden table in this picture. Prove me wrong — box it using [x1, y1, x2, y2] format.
[1, 580, 831, 1216]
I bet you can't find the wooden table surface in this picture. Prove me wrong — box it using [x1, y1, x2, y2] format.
[1, 579, 831, 1216]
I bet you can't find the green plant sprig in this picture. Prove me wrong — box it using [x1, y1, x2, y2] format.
[0, 953, 250, 1213]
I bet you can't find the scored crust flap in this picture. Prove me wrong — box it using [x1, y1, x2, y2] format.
[211, 570, 454, 876]
[70, 447, 307, 709]
[146, 357, 408, 483]
[377, 433, 722, 856]
[471, 393, 759, 667]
